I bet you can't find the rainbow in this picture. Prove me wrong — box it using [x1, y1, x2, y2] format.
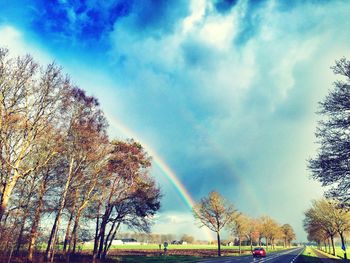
[105, 114, 215, 241]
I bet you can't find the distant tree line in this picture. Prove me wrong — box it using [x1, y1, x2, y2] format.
[0, 48, 161, 262]
[194, 191, 296, 256]
[116, 232, 195, 244]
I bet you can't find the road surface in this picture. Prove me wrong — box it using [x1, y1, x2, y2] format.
[195, 247, 304, 263]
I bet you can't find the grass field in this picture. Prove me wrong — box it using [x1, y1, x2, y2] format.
[333, 247, 349, 259]
[97, 244, 287, 250]
[316, 246, 349, 259]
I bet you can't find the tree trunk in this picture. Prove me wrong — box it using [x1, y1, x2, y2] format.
[217, 231, 221, 257]
[28, 175, 47, 262]
[46, 157, 75, 262]
[250, 236, 253, 252]
[0, 172, 20, 221]
[97, 209, 109, 259]
[340, 232, 347, 260]
[102, 219, 121, 259]
[330, 235, 335, 256]
[45, 212, 59, 261]
[239, 237, 241, 254]
[92, 205, 100, 260]
[15, 215, 28, 254]
[327, 238, 331, 254]
[265, 237, 268, 250]
[63, 209, 74, 253]
[97, 204, 113, 259]
[106, 221, 121, 253]
[70, 210, 82, 255]
[103, 218, 117, 257]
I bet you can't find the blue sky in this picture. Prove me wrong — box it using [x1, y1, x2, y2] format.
[1, 0, 350, 241]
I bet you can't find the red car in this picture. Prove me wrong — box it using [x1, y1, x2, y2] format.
[252, 247, 266, 257]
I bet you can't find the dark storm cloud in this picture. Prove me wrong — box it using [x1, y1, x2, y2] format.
[124, 0, 189, 37]
[24, 0, 189, 48]
[31, 0, 130, 43]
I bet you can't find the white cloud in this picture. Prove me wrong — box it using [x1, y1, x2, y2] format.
[0, 25, 52, 64]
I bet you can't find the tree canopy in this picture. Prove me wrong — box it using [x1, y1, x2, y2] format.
[309, 58, 350, 203]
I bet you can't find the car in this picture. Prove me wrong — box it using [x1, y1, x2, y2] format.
[252, 247, 266, 257]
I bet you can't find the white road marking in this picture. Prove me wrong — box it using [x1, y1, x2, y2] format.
[290, 247, 304, 263]
[249, 248, 302, 263]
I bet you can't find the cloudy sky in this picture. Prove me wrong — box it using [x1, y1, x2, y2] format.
[1, 0, 349, 241]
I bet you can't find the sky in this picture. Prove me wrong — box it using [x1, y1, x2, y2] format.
[1, 0, 350, 242]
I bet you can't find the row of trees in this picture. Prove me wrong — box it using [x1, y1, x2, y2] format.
[194, 191, 296, 256]
[303, 199, 350, 259]
[306, 58, 350, 258]
[116, 232, 195, 244]
[0, 48, 161, 262]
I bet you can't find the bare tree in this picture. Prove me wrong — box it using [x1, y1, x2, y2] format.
[309, 58, 350, 203]
[193, 191, 237, 256]
[45, 88, 108, 263]
[0, 49, 67, 221]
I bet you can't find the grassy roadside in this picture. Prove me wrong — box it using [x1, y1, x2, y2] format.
[316, 246, 349, 260]
[296, 246, 323, 263]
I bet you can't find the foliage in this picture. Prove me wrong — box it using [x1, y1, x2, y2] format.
[0, 47, 161, 262]
[193, 191, 237, 256]
[309, 58, 350, 203]
[303, 198, 350, 258]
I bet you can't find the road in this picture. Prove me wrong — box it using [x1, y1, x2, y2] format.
[195, 247, 305, 263]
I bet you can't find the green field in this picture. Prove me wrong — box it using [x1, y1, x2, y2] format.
[315, 246, 349, 259]
[333, 247, 349, 259]
[83, 244, 287, 251]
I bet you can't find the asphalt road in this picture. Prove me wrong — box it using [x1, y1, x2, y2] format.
[195, 247, 305, 263]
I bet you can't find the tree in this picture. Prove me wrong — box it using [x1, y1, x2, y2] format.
[94, 140, 161, 260]
[281, 224, 295, 247]
[0, 47, 163, 262]
[45, 87, 108, 263]
[0, 49, 67, 221]
[245, 217, 260, 251]
[309, 58, 350, 203]
[325, 199, 350, 259]
[228, 213, 249, 254]
[303, 199, 339, 256]
[193, 191, 237, 256]
[259, 216, 279, 250]
[180, 234, 194, 244]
